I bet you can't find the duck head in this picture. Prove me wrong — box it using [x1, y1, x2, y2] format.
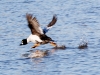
[20, 39, 27, 45]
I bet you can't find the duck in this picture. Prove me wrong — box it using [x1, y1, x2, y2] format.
[20, 13, 57, 48]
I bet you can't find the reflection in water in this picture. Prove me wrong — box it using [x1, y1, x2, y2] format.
[22, 45, 66, 63]
[28, 50, 49, 58]
[22, 45, 66, 57]
[31, 58, 43, 64]
[22, 49, 55, 58]
[22, 50, 46, 63]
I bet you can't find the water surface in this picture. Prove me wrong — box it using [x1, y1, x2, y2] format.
[0, 0, 100, 75]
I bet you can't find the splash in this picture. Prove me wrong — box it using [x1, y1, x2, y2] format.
[78, 36, 88, 49]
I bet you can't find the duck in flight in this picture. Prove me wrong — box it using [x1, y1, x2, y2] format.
[20, 13, 57, 48]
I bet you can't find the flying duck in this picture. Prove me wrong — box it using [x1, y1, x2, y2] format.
[20, 13, 57, 48]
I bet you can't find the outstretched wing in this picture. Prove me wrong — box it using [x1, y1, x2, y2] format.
[47, 14, 57, 27]
[26, 13, 43, 35]
[43, 15, 57, 34]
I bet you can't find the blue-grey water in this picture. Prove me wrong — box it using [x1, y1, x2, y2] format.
[0, 0, 100, 75]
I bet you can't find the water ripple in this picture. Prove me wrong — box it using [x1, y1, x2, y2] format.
[0, 0, 100, 75]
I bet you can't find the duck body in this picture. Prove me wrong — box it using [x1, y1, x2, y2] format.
[27, 34, 53, 44]
[27, 34, 43, 43]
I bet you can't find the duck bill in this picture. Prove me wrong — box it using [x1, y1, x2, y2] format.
[19, 43, 23, 46]
[20, 44, 22, 46]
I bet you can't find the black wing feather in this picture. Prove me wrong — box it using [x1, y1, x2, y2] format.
[26, 13, 42, 35]
[47, 14, 57, 27]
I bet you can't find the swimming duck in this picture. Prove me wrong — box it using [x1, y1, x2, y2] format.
[20, 13, 57, 48]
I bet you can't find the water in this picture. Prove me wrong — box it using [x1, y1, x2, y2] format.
[0, 0, 100, 75]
